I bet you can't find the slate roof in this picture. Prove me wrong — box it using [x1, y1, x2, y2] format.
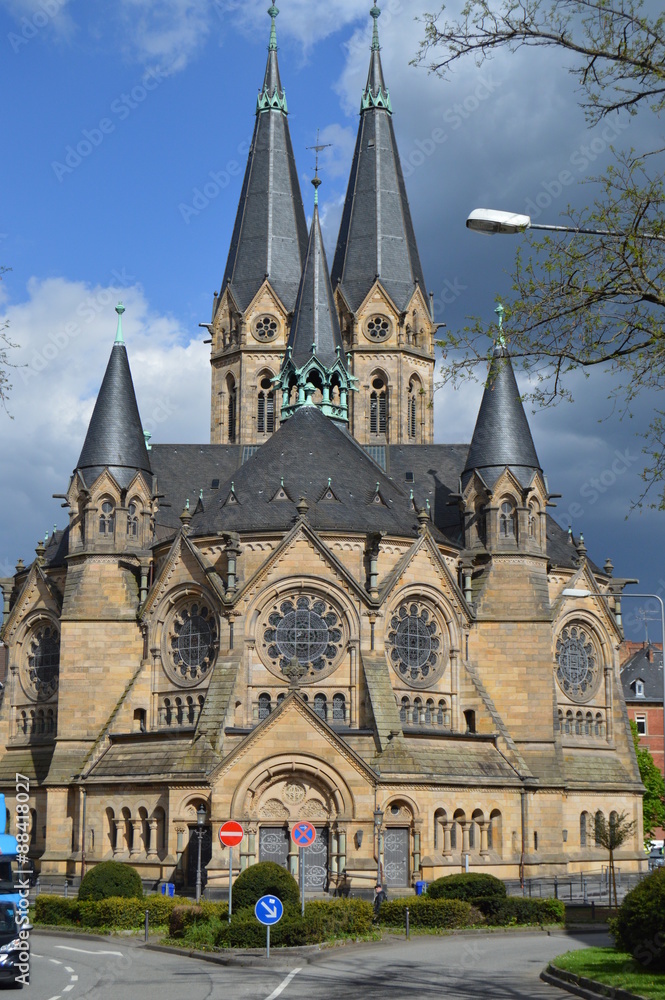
[287, 201, 345, 369]
[563, 751, 637, 789]
[462, 346, 542, 490]
[331, 42, 426, 313]
[621, 645, 664, 702]
[86, 733, 220, 781]
[374, 736, 523, 783]
[149, 444, 242, 532]
[218, 22, 308, 314]
[76, 341, 152, 490]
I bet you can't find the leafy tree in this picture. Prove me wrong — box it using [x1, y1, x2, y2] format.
[416, 0, 665, 506]
[0, 266, 17, 413]
[630, 719, 665, 842]
[595, 810, 636, 909]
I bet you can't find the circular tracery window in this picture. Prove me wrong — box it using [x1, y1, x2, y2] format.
[556, 623, 600, 702]
[165, 602, 217, 686]
[261, 595, 343, 678]
[387, 602, 443, 687]
[25, 622, 60, 699]
[253, 315, 279, 342]
[365, 315, 391, 342]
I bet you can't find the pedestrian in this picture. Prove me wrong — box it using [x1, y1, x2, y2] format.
[373, 882, 387, 919]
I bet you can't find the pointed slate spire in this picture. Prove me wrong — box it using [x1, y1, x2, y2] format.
[462, 309, 542, 490]
[331, 4, 426, 313]
[76, 304, 152, 489]
[218, 4, 308, 314]
[276, 176, 356, 422]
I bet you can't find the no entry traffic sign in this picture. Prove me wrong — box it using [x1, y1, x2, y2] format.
[291, 821, 316, 847]
[218, 820, 244, 848]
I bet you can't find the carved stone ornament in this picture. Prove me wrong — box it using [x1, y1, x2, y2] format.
[162, 598, 218, 687]
[555, 623, 601, 703]
[387, 601, 446, 689]
[259, 594, 345, 682]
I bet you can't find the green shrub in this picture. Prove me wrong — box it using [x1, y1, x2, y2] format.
[143, 893, 192, 928]
[79, 897, 144, 929]
[613, 868, 665, 969]
[478, 896, 564, 926]
[231, 862, 300, 913]
[35, 895, 81, 925]
[427, 873, 507, 901]
[169, 900, 229, 938]
[78, 861, 143, 902]
[380, 897, 475, 929]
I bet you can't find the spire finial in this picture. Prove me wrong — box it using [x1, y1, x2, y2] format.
[370, 4, 381, 50]
[494, 302, 506, 347]
[307, 129, 331, 207]
[114, 302, 125, 345]
[268, 3, 279, 51]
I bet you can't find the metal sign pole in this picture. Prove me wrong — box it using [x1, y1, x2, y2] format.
[300, 846, 305, 916]
[228, 846, 233, 922]
[266, 924, 270, 959]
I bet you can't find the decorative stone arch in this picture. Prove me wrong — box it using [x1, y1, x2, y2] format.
[553, 612, 612, 712]
[228, 753, 356, 821]
[381, 794, 419, 823]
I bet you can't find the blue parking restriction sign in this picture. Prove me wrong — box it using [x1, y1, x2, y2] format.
[255, 894, 284, 926]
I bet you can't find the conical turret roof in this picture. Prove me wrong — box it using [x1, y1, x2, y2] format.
[331, 4, 426, 313]
[462, 345, 542, 489]
[76, 305, 152, 489]
[286, 197, 345, 369]
[218, 5, 308, 314]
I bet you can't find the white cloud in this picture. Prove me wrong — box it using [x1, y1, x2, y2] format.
[116, 0, 211, 74]
[0, 277, 209, 573]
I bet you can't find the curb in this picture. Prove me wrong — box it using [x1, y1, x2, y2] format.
[541, 963, 648, 1000]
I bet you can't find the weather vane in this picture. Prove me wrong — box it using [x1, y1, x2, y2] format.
[306, 128, 332, 201]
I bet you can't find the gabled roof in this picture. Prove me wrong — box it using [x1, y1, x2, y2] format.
[462, 345, 542, 490]
[621, 644, 663, 702]
[286, 199, 345, 369]
[75, 310, 152, 490]
[330, 9, 426, 314]
[217, 8, 307, 314]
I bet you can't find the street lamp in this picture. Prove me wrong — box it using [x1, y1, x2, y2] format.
[195, 803, 207, 904]
[466, 208, 665, 241]
[561, 589, 665, 774]
[373, 808, 384, 886]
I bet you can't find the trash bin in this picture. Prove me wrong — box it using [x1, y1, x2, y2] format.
[160, 882, 175, 897]
[415, 880, 427, 896]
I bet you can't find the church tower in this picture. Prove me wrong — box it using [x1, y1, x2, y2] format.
[209, 4, 308, 448]
[331, 5, 435, 447]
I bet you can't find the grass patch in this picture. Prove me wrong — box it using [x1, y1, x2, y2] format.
[553, 947, 665, 1000]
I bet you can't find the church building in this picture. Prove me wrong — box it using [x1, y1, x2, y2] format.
[0, 5, 645, 892]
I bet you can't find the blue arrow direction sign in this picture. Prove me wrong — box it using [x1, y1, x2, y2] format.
[255, 894, 284, 926]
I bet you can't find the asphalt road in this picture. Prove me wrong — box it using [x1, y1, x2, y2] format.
[27, 929, 610, 1000]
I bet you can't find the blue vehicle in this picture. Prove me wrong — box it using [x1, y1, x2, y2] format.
[0, 794, 25, 909]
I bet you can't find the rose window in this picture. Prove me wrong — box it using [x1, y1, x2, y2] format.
[26, 623, 60, 698]
[254, 315, 279, 341]
[262, 596, 343, 676]
[556, 624, 600, 702]
[366, 315, 391, 342]
[388, 602, 442, 686]
[167, 602, 217, 685]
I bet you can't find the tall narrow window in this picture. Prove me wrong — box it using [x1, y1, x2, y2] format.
[314, 693, 327, 720]
[500, 501, 516, 537]
[258, 693, 271, 720]
[127, 501, 139, 537]
[257, 376, 275, 434]
[99, 500, 115, 535]
[227, 377, 237, 443]
[369, 376, 388, 436]
[407, 380, 419, 440]
[332, 693, 346, 721]
[528, 501, 538, 539]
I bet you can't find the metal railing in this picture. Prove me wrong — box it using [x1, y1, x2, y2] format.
[504, 868, 648, 904]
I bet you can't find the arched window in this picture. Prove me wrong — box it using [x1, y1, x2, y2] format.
[528, 500, 539, 539]
[580, 811, 588, 847]
[475, 502, 486, 545]
[595, 712, 604, 737]
[413, 697, 423, 725]
[99, 499, 115, 535]
[175, 698, 183, 726]
[464, 709, 476, 733]
[489, 809, 502, 853]
[332, 693, 346, 721]
[499, 500, 516, 537]
[257, 375, 275, 435]
[610, 810, 618, 836]
[186, 696, 195, 725]
[400, 696, 409, 723]
[369, 375, 388, 436]
[585, 711, 593, 736]
[565, 710, 573, 735]
[438, 699, 450, 727]
[407, 379, 420, 440]
[425, 698, 434, 725]
[46, 708, 55, 734]
[314, 693, 327, 720]
[258, 692, 272, 720]
[557, 709, 563, 732]
[36, 709, 44, 734]
[276, 692, 286, 706]
[227, 375, 237, 443]
[19, 711, 27, 735]
[163, 698, 172, 726]
[575, 711, 583, 735]
[595, 810, 603, 846]
[127, 500, 139, 537]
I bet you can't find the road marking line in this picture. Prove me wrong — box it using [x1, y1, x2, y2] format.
[65, 966, 74, 972]
[63, 987, 74, 993]
[55, 945, 124, 956]
[49, 958, 63, 964]
[46, 996, 61, 1000]
[265, 968, 302, 1000]
[71, 975, 79, 981]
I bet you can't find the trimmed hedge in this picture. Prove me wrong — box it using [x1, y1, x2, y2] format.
[475, 896, 564, 925]
[79, 861, 143, 902]
[427, 873, 507, 901]
[612, 868, 665, 970]
[231, 861, 300, 913]
[380, 897, 476, 929]
[35, 893, 190, 930]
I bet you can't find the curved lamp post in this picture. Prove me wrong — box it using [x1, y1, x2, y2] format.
[195, 803, 207, 904]
[466, 208, 665, 241]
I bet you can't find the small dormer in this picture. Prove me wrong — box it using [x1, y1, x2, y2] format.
[634, 678, 645, 698]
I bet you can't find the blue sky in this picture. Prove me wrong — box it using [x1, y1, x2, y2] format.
[0, 0, 663, 639]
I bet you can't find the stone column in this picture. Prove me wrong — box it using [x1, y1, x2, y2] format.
[288, 828, 298, 878]
[113, 820, 123, 855]
[131, 819, 142, 855]
[330, 830, 338, 877]
[247, 828, 257, 867]
[443, 825, 452, 855]
[147, 819, 159, 859]
[338, 829, 347, 873]
[412, 830, 421, 876]
[480, 825, 489, 855]
[462, 824, 470, 854]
